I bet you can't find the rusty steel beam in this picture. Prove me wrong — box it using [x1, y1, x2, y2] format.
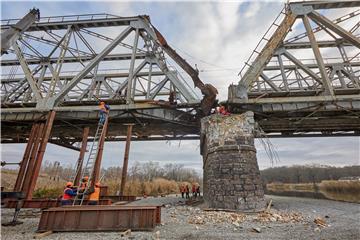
[37, 205, 159, 232]
[120, 124, 134, 196]
[74, 127, 90, 186]
[21, 123, 44, 197]
[26, 111, 56, 200]
[5, 199, 112, 208]
[112, 205, 161, 225]
[13, 124, 38, 191]
[91, 117, 108, 187]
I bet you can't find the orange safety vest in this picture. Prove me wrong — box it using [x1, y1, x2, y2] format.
[62, 187, 73, 200]
[89, 187, 100, 201]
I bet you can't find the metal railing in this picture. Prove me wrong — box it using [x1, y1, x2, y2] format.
[1, 13, 121, 25]
[238, 5, 287, 79]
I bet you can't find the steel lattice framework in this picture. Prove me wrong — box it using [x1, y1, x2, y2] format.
[228, 0, 360, 137]
[1, 0, 360, 147]
[1, 12, 207, 145]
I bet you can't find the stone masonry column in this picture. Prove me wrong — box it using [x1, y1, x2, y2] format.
[200, 111, 266, 212]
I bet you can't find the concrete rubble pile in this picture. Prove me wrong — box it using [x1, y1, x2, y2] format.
[188, 211, 246, 226]
[255, 210, 304, 223]
[169, 206, 304, 226]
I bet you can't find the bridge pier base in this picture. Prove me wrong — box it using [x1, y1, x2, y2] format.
[201, 111, 266, 212]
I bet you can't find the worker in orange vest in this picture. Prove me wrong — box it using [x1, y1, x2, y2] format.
[192, 183, 197, 198]
[179, 185, 185, 198]
[99, 101, 110, 125]
[197, 185, 201, 197]
[79, 176, 89, 191]
[88, 182, 101, 205]
[185, 185, 190, 199]
[61, 182, 77, 206]
[218, 106, 230, 116]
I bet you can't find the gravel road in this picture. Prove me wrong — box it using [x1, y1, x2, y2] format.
[1, 195, 359, 240]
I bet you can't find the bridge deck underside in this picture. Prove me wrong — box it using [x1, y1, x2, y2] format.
[229, 98, 360, 137]
[2, 98, 360, 145]
[1, 106, 200, 144]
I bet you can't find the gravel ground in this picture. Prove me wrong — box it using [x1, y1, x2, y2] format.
[1, 195, 359, 240]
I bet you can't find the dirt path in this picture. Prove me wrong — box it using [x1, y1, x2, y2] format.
[1, 195, 359, 240]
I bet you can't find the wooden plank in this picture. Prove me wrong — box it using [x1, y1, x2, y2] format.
[33, 231, 53, 239]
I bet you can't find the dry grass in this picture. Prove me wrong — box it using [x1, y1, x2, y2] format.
[105, 177, 187, 196]
[1, 169, 193, 198]
[319, 180, 360, 203]
[267, 183, 316, 192]
[1, 169, 64, 190]
[267, 181, 360, 203]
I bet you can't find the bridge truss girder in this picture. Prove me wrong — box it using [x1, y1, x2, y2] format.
[228, 0, 360, 137]
[1, 14, 200, 109]
[1, 12, 207, 143]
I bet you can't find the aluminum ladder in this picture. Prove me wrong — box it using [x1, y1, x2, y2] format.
[72, 118, 106, 205]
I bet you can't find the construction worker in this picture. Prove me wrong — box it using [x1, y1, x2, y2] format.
[218, 105, 230, 116]
[61, 182, 77, 206]
[79, 176, 89, 192]
[99, 101, 110, 125]
[192, 183, 197, 198]
[196, 185, 201, 197]
[179, 184, 185, 198]
[185, 185, 190, 199]
[88, 182, 101, 205]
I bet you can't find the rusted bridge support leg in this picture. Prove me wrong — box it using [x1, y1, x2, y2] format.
[13, 124, 38, 191]
[21, 123, 44, 196]
[25, 111, 56, 200]
[201, 112, 266, 212]
[91, 117, 109, 188]
[74, 127, 90, 186]
[119, 124, 134, 196]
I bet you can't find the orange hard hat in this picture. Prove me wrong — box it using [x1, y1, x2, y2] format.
[95, 182, 101, 187]
[66, 182, 73, 187]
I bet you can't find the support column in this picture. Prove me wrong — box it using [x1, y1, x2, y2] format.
[119, 124, 134, 196]
[13, 124, 38, 191]
[25, 111, 56, 200]
[201, 112, 266, 212]
[91, 117, 108, 187]
[74, 127, 90, 186]
[21, 123, 44, 196]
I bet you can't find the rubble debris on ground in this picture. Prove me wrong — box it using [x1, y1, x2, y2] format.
[187, 211, 246, 226]
[120, 229, 131, 237]
[255, 210, 304, 223]
[314, 217, 327, 228]
[170, 206, 304, 226]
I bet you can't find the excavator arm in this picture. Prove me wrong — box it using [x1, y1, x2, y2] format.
[151, 25, 218, 116]
[1, 8, 40, 55]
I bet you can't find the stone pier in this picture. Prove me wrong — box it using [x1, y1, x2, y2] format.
[200, 111, 266, 211]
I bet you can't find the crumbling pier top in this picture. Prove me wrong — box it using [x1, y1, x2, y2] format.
[201, 111, 266, 212]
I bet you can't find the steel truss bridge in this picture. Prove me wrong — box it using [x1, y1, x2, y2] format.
[228, 0, 360, 137]
[1, 0, 360, 150]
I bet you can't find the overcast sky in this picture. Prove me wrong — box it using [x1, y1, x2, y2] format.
[1, 1, 359, 175]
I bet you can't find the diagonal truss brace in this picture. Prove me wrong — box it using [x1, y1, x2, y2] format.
[308, 11, 360, 49]
[38, 26, 133, 109]
[12, 42, 43, 100]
